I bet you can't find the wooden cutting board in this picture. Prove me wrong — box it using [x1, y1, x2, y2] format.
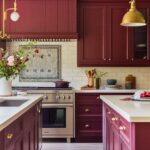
[80, 85, 96, 90]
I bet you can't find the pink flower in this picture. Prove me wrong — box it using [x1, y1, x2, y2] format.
[7, 56, 15, 66]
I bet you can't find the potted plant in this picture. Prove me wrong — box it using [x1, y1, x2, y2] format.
[94, 71, 108, 89]
[0, 44, 39, 96]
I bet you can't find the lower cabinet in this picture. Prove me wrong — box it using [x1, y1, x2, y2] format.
[103, 103, 131, 150]
[103, 102, 150, 150]
[0, 101, 42, 150]
[75, 93, 102, 142]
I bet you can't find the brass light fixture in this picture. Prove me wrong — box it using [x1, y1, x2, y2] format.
[0, 0, 20, 39]
[121, 0, 146, 27]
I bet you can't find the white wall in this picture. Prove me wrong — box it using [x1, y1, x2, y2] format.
[7, 40, 150, 89]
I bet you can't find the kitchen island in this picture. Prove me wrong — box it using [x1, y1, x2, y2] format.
[100, 95, 150, 150]
[0, 94, 43, 150]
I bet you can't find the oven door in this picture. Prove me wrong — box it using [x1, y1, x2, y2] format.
[42, 103, 74, 138]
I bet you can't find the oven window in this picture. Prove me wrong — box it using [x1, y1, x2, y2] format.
[42, 108, 66, 128]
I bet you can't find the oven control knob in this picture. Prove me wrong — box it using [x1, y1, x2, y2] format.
[43, 95, 48, 100]
[67, 95, 71, 99]
[56, 95, 60, 100]
[62, 95, 65, 100]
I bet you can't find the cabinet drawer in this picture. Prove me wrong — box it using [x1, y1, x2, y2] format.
[119, 117, 131, 144]
[105, 105, 119, 129]
[78, 116, 102, 131]
[76, 94, 101, 104]
[4, 118, 22, 145]
[78, 104, 102, 115]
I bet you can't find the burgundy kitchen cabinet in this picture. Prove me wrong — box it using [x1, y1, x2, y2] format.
[77, 1, 150, 66]
[77, 3, 107, 66]
[4, 118, 23, 150]
[103, 102, 150, 150]
[0, 101, 42, 150]
[0, 131, 4, 150]
[75, 93, 102, 142]
[6, 0, 77, 39]
[75, 93, 133, 143]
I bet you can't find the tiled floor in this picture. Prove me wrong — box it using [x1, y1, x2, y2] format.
[42, 143, 103, 150]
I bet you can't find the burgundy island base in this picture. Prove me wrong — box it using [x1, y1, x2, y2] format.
[100, 95, 150, 150]
[0, 95, 43, 150]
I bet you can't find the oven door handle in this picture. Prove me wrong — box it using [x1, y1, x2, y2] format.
[42, 103, 73, 108]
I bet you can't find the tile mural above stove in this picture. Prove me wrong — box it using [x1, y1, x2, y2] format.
[19, 45, 61, 82]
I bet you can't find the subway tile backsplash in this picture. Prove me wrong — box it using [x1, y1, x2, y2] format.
[7, 40, 150, 89]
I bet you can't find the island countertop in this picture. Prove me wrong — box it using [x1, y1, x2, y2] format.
[100, 95, 150, 122]
[0, 94, 43, 131]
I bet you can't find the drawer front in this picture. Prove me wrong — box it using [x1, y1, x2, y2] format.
[78, 104, 102, 115]
[4, 118, 22, 145]
[119, 117, 131, 144]
[78, 116, 102, 131]
[76, 93, 101, 104]
[105, 105, 119, 129]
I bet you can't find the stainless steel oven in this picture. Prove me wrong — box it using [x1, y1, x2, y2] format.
[29, 90, 75, 143]
[42, 103, 74, 142]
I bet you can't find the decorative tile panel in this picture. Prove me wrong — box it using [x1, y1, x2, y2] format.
[19, 45, 61, 82]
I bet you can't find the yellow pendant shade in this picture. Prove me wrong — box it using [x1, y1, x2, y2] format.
[121, 0, 146, 27]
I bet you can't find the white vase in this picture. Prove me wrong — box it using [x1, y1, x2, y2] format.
[0, 77, 12, 96]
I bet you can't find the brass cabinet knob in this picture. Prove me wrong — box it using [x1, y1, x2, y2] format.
[96, 96, 100, 99]
[6, 133, 13, 139]
[119, 126, 126, 131]
[85, 108, 90, 112]
[107, 111, 111, 115]
[85, 124, 90, 128]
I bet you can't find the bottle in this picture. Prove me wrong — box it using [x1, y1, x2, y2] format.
[94, 77, 101, 89]
[125, 74, 136, 89]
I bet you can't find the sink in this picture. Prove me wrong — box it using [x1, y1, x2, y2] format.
[0, 99, 28, 107]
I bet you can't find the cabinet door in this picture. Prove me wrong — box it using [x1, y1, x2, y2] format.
[6, 0, 45, 38]
[128, 3, 150, 66]
[106, 4, 130, 66]
[0, 132, 4, 150]
[23, 108, 35, 150]
[119, 137, 130, 150]
[77, 3, 107, 66]
[110, 125, 120, 150]
[14, 135, 23, 150]
[75, 93, 102, 142]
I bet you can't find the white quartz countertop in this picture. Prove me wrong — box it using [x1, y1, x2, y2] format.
[75, 89, 136, 93]
[100, 95, 150, 122]
[0, 94, 43, 131]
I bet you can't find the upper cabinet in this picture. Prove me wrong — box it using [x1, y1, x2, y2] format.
[77, 1, 150, 66]
[77, 3, 107, 66]
[5, 0, 77, 39]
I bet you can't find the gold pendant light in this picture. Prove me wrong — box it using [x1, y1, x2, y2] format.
[121, 0, 146, 27]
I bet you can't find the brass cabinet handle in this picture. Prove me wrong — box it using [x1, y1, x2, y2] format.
[85, 124, 90, 128]
[119, 126, 126, 131]
[6, 133, 13, 139]
[85, 108, 90, 112]
[111, 117, 118, 121]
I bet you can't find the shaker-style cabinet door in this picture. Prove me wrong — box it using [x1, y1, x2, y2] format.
[106, 4, 130, 66]
[77, 2, 108, 66]
[127, 3, 150, 66]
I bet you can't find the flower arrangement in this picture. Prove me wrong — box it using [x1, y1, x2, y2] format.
[0, 44, 39, 80]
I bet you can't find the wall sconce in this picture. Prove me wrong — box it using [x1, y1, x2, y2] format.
[0, 0, 20, 39]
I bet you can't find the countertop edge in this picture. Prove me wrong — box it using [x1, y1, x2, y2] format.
[100, 95, 150, 122]
[0, 95, 43, 132]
